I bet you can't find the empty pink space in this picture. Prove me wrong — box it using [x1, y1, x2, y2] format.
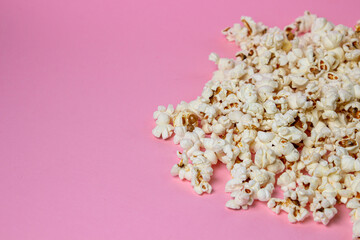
[0, 0, 359, 239]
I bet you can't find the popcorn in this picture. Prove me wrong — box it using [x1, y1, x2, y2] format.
[173, 110, 199, 131]
[254, 148, 276, 169]
[171, 151, 192, 181]
[268, 194, 309, 223]
[152, 105, 175, 139]
[321, 31, 343, 50]
[310, 192, 338, 225]
[353, 220, 360, 240]
[173, 126, 187, 144]
[179, 131, 201, 157]
[226, 186, 254, 210]
[278, 170, 297, 191]
[341, 155, 360, 173]
[153, 12, 360, 238]
[256, 183, 274, 201]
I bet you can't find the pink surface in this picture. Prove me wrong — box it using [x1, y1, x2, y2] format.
[0, 0, 359, 239]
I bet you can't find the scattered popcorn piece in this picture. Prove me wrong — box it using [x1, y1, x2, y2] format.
[267, 193, 309, 223]
[310, 191, 338, 225]
[152, 105, 175, 139]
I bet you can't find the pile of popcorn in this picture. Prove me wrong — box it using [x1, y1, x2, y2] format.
[152, 11, 360, 238]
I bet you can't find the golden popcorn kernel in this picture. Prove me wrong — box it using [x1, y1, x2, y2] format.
[188, 114, 198, 124]
[187, 125, 195, 132]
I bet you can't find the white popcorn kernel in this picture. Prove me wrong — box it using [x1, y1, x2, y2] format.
[229, 187, 254, 210]
[171, 152, 191, 180]
[345, 50, 360, 61]
[313, 206, 337, 225]
[353, 220, 360, 239]
[204, 149, 217, 165]
[152, 113, 174, 139]
[278, 126, 305, 143]
[152, 105, 175, 139]
[225, 178, 244, 193]
[321, 31, 343, 50]
[194, 181, 212, 194]
[351, 175, 360, 194]
[201, 87, 213, 100]
[173, 126, 187, 144]
[348, 199, 360, 210]
[351, 208, 360, 223]
[287, 92, 312, 110]
[170, 164, 181, 176]
[268, 194, 309, 223]
[267, 198, 283, 214]
[218, 58, 235, 71]
[229, 64, 247, 79]
[288, 207, 309, 223]
[310, 192, 338, 225]
[256, 183, 274, 201]
[228, 110, 244, 123]
[226, 199, 241, 209]
[240, 16, 258, 36]
[278, 170, 297, 191]
[243, 102, 264, 118]
[312, 17, 334, 35]
[290, 76, 309, 89]
[267, 159, 285, 174]
[209, 52, 219, 63]
[294, 11, 317, 33]
[257, 131, 275, 143]
[250, 168, 275, 186]
[238, 84, 258, 103]
[264, 100, 278, 115]
[254, 148, 276, 169]
[341, 155, 360, 173]
[279, 54, 289, 66]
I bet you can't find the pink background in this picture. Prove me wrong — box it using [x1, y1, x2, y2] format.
[0, 0, 359, 239]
